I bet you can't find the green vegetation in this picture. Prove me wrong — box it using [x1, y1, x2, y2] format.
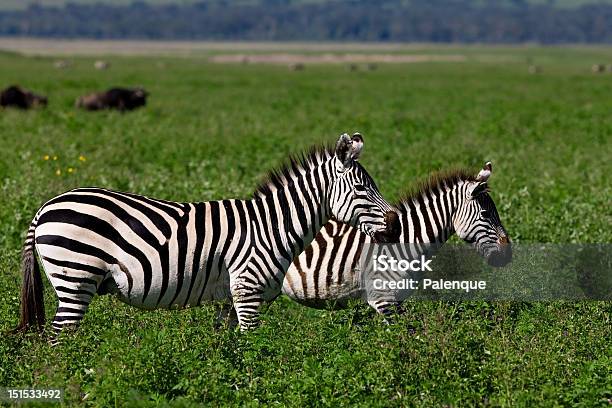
[2, 1, 612, 42]
[0, 46, 610, 406]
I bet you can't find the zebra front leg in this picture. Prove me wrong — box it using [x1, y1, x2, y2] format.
[230, 273, 267, 331]
[367, 299, 405, 324]
[232, 290, 265, 331]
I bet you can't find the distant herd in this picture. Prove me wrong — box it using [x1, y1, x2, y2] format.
[0, 85, 148, 111]
[2, 61, 611, 110]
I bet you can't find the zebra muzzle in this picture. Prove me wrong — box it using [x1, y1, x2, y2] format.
[486, 235, 512, 267]
[373, 211, 401, 244]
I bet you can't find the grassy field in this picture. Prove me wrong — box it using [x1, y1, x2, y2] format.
[0, 46, 611, 406]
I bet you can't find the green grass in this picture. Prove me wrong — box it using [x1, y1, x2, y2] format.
[0, 47, 611, 406]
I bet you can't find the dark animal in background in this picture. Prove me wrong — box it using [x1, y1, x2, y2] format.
[76, 87, 148, 111]
[0, 86, 48, 109]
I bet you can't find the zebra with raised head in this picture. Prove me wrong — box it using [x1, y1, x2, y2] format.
[282, 162, 512, 316]
[14, 133, 400, 340]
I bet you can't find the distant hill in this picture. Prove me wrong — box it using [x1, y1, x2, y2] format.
[0, 0, 196, 11]
[2, 0, 612, 10]
[1, 0, 611, 43]
[0, 0, 224, 11]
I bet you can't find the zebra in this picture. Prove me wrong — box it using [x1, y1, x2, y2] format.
[13, 133, 400, 340]
[282, 162, 512, 316]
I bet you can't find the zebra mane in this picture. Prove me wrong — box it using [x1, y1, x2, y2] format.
[254, 143, 335, 197]
[395, 167, 477, 206]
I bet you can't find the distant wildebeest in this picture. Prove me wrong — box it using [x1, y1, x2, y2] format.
[348, 64, 359, 72]
[0, 85, 48, 109]
[94, 60, 110, 70]
[591, 64, 605, 73]
[54, 60, 71, 69]
[528, 65, 541, 74]
[289, 63, 305, 71]
[75, 87, 148, 111]
[366, 63, 378, 71]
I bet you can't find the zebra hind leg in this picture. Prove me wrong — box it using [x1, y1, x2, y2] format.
[49, 298, 92, 346]
[41, 260, 98, 345]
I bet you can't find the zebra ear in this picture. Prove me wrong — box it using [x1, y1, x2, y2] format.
[470, 182, 489, 199]
[335, 132, 364, 166]
[349, 132, 364, 160]
[476, 161, 492, 182]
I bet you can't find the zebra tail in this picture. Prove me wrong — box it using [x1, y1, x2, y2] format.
[13, 219, 45, 333]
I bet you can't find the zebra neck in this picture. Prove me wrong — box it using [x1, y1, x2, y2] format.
[399, 185, 456, 244]
[260, 175, 331, 260]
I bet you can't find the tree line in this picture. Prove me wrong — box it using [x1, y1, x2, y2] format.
[0, 0, 611, 43]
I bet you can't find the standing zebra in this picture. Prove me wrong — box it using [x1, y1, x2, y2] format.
[283, 162, 512, 316]
[14, 133, 400, 339]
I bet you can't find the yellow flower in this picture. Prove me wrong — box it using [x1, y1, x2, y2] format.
[55, 169, 61, 176]
[53, 156, 58, 161]
[79, 155, 87, 162]
[68, 167, 74, 173]
[43, 155, 50, 161]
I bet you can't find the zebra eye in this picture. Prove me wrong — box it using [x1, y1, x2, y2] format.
[480, 210, 491, 218]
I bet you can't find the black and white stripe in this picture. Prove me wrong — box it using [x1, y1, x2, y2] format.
[15, 133, 399, 339]
[283, 163, 511, 316]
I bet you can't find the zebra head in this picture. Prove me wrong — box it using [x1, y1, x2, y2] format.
[453, 162, 512, 267]
[329, 133, 400, 244]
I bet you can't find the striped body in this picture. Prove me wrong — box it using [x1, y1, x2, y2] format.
[16, 134, 399, 339]
[283, 167, 512, 315]
[283, 220, 370, 309]
[36, 189, 259, 310]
